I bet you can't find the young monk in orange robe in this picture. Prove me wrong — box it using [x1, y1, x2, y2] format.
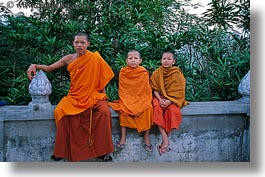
[26, 32, 114, 162]
[150, 51, 189, 156]
[109, 50, 153, 152]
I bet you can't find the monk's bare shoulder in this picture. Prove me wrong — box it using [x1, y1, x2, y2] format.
[61, 54, 77, 65]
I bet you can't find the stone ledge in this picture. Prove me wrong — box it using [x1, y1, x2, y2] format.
[0, 100, 250, 121]
[0, 101, 250, 162]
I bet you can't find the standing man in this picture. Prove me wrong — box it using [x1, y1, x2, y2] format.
[27, 32, 114, 162]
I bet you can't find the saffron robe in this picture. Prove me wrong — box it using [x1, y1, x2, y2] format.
[150, 66, 188, 132]
[53, 51, 115, 161]
[54, 51, 114, 123]
[109, 66, 153, 132]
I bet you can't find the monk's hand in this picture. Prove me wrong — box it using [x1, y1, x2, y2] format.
[27, 64, 37, 80]
[164, 99, 172, 107]
[159, 99, 167, 108]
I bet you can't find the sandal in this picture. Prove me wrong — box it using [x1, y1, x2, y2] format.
[157, 145, 172, 156]
[143, 144, 153, 152]
[116, 143, 125, 149]
[99, 154, 113, 162]
[157, 145, 163, 156]
[50, 155, 63, 161]
[160, 146, 172, 153]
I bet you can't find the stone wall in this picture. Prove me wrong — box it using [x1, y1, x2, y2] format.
[0, 101, 250, 162]
[0, 70, 250, 162]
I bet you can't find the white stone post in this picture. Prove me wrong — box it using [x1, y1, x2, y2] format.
[238, 70, 250, 104]
[28, 70, 52, 110]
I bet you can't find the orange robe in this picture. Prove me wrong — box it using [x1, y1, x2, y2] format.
[109, 66, 153, 132]
[54, 51, 114, 123]
[150, 66, 188, 133]
[53, 50, 115, 161]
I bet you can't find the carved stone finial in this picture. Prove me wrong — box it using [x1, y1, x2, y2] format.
[28, 70, 52, 110]
[238, 70, 250, 103]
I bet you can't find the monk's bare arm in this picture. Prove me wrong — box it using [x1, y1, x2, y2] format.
[26, 55, 72, 80]
[153, 91, 162, 101]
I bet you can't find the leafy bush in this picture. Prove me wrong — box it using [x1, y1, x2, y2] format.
[0, 0, 250, 105]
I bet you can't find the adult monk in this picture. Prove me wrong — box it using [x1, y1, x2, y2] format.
[150, 51, 189, 156]
[109, 50, 153, 152]
[26, 32, 115, 162]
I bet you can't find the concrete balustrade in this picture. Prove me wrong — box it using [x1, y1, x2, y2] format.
[0, 100, 249, 162]
[0, 70, 250, 162]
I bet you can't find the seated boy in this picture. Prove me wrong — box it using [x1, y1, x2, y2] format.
[109, 50, 153, 152]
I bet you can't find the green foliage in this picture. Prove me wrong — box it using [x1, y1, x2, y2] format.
[0, 0, 250, 105]
[177, 25, 249, 101]
[202, 0, 250, 34]
[105, 81, 119, 102]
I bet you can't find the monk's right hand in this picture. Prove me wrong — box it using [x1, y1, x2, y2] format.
[27, 64, 37, 80]
[159, 99, 167, 108]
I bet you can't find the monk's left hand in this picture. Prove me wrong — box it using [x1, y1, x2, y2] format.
[160, 99, 171, 108]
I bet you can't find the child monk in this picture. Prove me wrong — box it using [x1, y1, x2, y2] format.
[109, 50, 153, 152]
[150, 51, 189, 156]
